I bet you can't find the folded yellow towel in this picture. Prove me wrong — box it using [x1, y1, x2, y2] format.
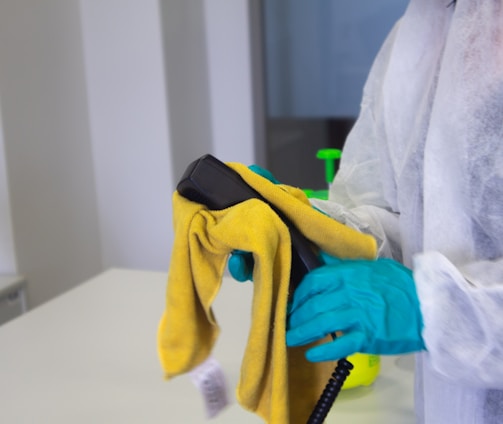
[157, 163, 377, 423]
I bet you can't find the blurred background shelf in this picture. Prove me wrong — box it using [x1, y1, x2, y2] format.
[0, 275, 27, 325]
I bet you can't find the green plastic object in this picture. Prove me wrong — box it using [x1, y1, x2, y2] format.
[303, 188, 328, 200]
[316, 148, 342, 185]
[303, 149, 342, 200]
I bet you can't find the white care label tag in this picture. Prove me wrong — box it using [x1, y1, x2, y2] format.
[189, 356, 229, 419]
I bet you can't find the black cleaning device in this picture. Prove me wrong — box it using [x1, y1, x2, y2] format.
[177, 154, 353, 423]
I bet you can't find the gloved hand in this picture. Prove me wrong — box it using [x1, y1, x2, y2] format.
[286, 255, 425, 362]
[227, 164, 280, 283]
[228, 250, 254, 282]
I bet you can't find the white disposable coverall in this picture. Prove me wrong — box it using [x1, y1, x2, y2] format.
[312, 0, 503, 422]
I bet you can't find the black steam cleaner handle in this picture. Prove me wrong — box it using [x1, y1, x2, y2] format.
[177, 154, 352, 423]
[176, 154, 320, 289]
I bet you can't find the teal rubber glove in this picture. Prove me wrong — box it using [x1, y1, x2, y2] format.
[227, 164, 280, 282]
[247, 164, 281, 184]
[228, 250, 254, 282]
[286, 256, 425, 362]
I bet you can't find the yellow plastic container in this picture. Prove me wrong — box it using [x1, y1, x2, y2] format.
[342, 353, 381, 389]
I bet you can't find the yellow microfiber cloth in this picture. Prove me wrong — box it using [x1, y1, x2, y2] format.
[157, 162, 377, 423]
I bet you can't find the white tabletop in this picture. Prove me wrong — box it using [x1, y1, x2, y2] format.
[0, 269, 415, 423]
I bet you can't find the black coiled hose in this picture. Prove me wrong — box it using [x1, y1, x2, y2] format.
[307, 358, 354, 424]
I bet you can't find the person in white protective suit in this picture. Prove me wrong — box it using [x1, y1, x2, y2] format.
[298, 0, 503, 422]
[232, 0, 503, 422]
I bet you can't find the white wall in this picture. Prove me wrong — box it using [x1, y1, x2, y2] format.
[203, 0, 255, 164]
[0, 102, 16, 274]
[79, 0, 175, 271]
[0, 0, 255, 307]
[160, 0, 257, 181]
[0, 0, 103, 307]
[159, 0, 214, 181]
